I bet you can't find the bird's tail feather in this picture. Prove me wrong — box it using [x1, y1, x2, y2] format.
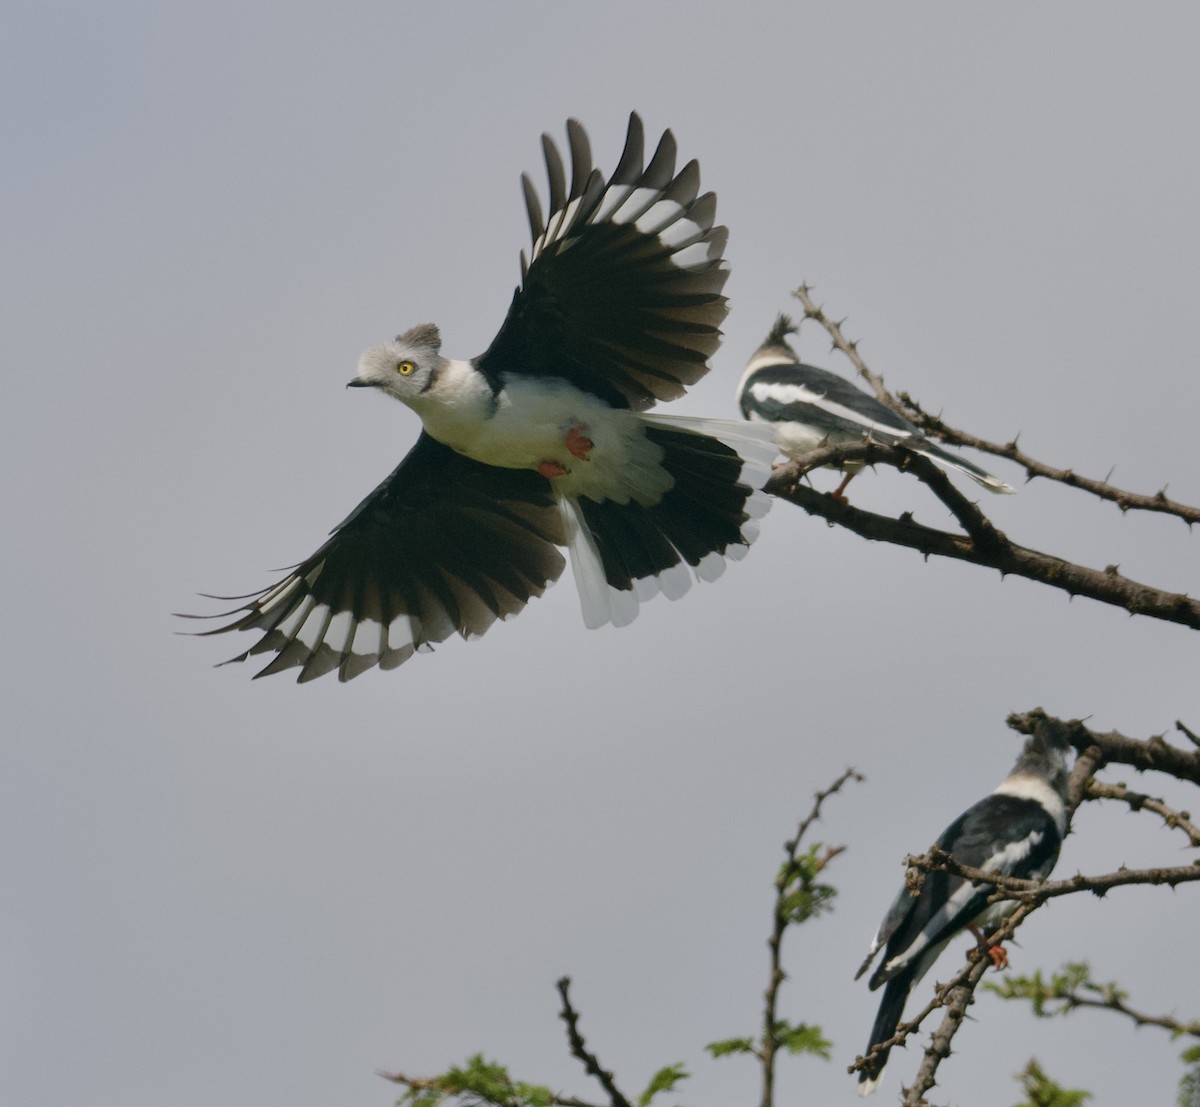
[916, 440, 1014, 494]
[858, 974, 912, 1096]
[556, 417, 775, 629]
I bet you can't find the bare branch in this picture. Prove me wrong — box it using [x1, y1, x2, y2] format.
[899, 904, 1038, 1106]
[1178, 720, 1200, 749]
[792, 283, 1200, 527]
[556, 978, 634, 1107]
[1007, 709, 1200, 787]
[765, 459, 1200, 632]
[790, 285, 898, 411]
[916, 847, 1200, 902]
[847, 901, 1040, 1095]
[1086, 780, 1200, 848]
[896, 391, 1200, 527]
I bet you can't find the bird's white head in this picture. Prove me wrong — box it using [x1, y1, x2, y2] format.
[350, 322, 445, 407]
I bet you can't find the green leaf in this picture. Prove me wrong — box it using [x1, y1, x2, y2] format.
[398, 1054, 553, 1107]
[772, 1019, 832, 1060]
[986, 962, 1097, 1018]
[1179, 1063, 1200, 1107]
[705, 1037, 755, 1058]
[637, 1062, 688, 1106]
[777, 845, 839, 925]
[1013, 1058, 1092, 1107]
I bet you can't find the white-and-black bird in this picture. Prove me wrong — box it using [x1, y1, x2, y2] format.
[737, 315, 1014, 501]
[190, 114, 775, 682]
[854, 726, 1071, 1095]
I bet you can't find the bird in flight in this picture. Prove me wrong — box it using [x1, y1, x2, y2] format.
[189, 114, 775, 682]
[738, 315, 1013, 501]
[854, 724, 1071, 1094]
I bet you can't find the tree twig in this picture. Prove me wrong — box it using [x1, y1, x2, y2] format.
[1086, 780, 1200, 848]
[915, 848, 1200, 902]
[761, 768, 862, 1107]
[896, 392, 1200, 527]
[764, 459, 1200, 632]
[791, 282, 1200, 527]
[556, 977, 634, 1107]
[899, 902, 1037, 1106]
[1007, 709, 1200, 787]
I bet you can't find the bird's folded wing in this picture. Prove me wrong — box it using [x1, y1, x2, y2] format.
[477, 112, 728, 411]
[744, 362, 918, 442]
[188, 433, 567, 682]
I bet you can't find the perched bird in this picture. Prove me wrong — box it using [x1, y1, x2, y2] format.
[189, 114, 775, 682]
[737, 315, 1014, 501]
[854, 726, 1071, 1095]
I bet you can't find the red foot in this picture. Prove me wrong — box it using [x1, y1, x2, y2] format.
[968, 926, 1009, 970]
[565, 425, 594, 461]
[536, 460, 570, 479]
[831, 472, 855, 503]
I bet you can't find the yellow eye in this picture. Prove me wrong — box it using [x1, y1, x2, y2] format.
[396, 360, 416, 376]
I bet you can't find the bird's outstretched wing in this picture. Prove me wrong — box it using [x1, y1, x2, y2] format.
[186, 433, 566, 682]
[477, 112, 728, 411]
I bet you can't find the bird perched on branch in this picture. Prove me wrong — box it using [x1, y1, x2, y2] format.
[188, 114, 775, 682]
[854, 725, 1071, 1094]
[737, 315, 1013, 501]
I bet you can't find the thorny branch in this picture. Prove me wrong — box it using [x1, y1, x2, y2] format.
[917, 847, 1200, 903]
[760, 768, 862, 1107]
[791, 283, 1200, 527]
[846, 903, 1039, 1102]
[775, 286, 1200, 630]
[1086, 780, 1200, 848]
[989, 966, 1200, 1040]
[898, 392, 1200, 527]
[556, 977, 634, 1107]
[849, 708, 1199, 1099]
[763, 458, 1200, 631]
[1007, 708, 1200, 788]
[900, 905, 1037, 1107]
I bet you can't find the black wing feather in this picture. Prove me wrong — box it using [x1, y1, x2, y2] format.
[190, 433, 567, 681]
[477, 113, 728, 411]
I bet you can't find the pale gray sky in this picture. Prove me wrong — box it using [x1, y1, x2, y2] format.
[4, 4, 1198, 1105]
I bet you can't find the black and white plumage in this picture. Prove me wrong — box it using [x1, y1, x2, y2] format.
[854, 727, 1071, 1095]
[190, 114, 775, 682]
[738, 315, 1014, 500]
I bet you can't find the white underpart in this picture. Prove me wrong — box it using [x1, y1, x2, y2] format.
[415, 367, 676, 505]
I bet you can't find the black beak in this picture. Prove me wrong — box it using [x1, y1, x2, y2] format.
[346, 378, 374, 388]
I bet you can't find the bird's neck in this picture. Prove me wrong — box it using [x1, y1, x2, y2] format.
[407, 358, 497, 451]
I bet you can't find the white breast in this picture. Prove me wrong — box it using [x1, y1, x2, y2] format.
[419, 370, 672, 506]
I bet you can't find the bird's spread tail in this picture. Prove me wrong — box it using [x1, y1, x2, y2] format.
[557, 416, 775, 628]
